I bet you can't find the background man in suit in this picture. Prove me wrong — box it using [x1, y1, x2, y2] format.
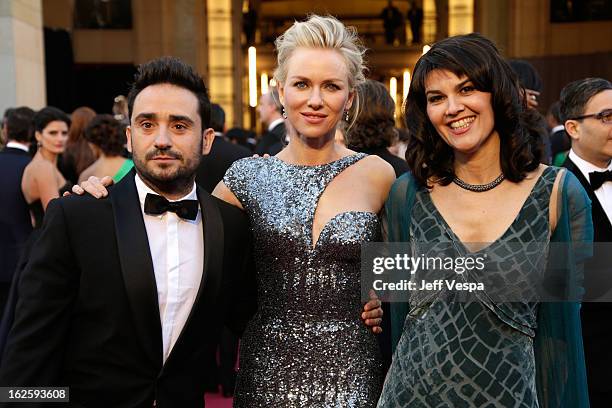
[195, 103, 250, 193]
[255, 88, 285, 155]
[0, 57, 257, 408]
[547, 100, 572, 165]
[0, 107, 35, 316]
[560, 77, 612, 407]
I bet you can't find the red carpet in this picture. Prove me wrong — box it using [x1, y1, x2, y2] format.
[205, 392, 233, 408]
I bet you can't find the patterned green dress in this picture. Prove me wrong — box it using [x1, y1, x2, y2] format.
[378, 167, 592, 408]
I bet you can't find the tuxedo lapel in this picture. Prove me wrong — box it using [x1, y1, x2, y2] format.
[110, 170, 163, 367]
[563, 158, 612, 240]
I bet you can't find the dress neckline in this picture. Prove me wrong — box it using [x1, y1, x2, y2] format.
[422, 166, 555, 254]
[271, 153, 365, 169]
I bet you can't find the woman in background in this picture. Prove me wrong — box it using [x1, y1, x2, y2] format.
[79, 114, 133, 183]
[61, 106, 97, 184]
[21, 107, 72, 227]
[348, 79, 409, 177]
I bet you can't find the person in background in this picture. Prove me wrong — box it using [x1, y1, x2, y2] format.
[560, 77, 612, 408]
[61, 106, 97, 184]
[113, 95, 129, 124]
[226, 127, 256, 152]
[79, 114, 133, 183]
[195, 104, 250, 193]
[388, 127, 409, 160]
[22, 107, 72, 225]
[255, 88, 285, 155]
[0, 108, 15, 149]
[0, 107, 35, 317]
[407, 0, 424, 44]
[380, 0, 403, 45]
[547, 100, 572, 166]
[348, 79, 409, 177]
[334, 120, 347, 147]
[508, 59, 550, 163]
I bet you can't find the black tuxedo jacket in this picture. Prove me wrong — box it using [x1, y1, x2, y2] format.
[563, 158, 612, 403]
[0, 147, 32, 284]
[255, 122, 285, 156]
[196, 136, 251, 193]
[0, 170, 257, 408]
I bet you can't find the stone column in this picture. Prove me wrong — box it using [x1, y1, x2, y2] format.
[0, 0, 46, 114]
[206, 0, 236, 126]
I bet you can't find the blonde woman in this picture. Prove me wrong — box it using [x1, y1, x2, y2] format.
[213, 15, 395, 406]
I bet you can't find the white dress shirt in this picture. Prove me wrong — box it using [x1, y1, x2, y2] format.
[6, 141, 29, 152]
[569, 149, 612, 224]
[134, 174, 204, 363]
[267, 117, 284, 132]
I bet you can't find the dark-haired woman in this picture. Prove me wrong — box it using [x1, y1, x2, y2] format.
[348, 79, 409, 177]
[79, 114, 133, 183]
[377, 33, 592, 407]
[21, 107, 72, 227]
[60, 106, 97, 184]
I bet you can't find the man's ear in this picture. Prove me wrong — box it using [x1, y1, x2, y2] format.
[125, 125, 133, 153]
[564, 120, 580, 142]
[202, 127, 215, 155]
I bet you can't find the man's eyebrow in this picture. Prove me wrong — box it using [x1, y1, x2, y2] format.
[133, 112, 156, 121]
[169, 115, 195, 125]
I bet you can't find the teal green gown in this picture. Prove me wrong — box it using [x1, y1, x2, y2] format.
[378, 167, 592, 408]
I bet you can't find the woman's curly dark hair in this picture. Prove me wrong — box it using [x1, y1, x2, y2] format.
[348, 79, 397, 150]
[84, 114, 125, 156]
[404, 33, 542, 187]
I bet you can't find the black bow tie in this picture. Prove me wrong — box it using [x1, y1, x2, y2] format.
[589, 170, 612, 190]
[144, 193, 199, 221]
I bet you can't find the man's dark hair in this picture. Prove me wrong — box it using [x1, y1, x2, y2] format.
[405, 33, 542, 187]
[6, 106, 35, 142]
[547, 100, 562, 124]
[127, 57, 211, 128]
[508, 59, 543, 93]
[559, 78, 612, 123]
[84, 114, 126, 156]
[210, 103, 225, 133]
[33, 107, 71, 133]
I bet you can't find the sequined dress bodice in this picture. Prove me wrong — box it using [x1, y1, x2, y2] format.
[224, 154, 383, 407]
[378, 167, 559, 408]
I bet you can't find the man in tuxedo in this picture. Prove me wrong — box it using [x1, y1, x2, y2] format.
[547, 100, 571, 165]
[0, 107, 35, 316]
[0, 57, 257, 407]
[560, 77, 612, 407]
[195, 103, 250, 193]
[255, 88, 285, 155]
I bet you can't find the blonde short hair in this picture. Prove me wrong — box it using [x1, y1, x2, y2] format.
[274, 15, 367, 130]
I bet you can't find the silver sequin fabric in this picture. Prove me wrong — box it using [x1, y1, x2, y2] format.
[223, 154, 383, 407]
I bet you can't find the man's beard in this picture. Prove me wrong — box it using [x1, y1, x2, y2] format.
[133, 145, 202, 197]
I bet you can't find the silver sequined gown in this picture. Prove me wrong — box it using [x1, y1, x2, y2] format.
[223, 154, 383, 407]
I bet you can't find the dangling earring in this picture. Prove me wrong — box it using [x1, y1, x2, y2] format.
[37, 141, 42, 148]
[344, 110, 349, 122]
[282, 107, 287, 119]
